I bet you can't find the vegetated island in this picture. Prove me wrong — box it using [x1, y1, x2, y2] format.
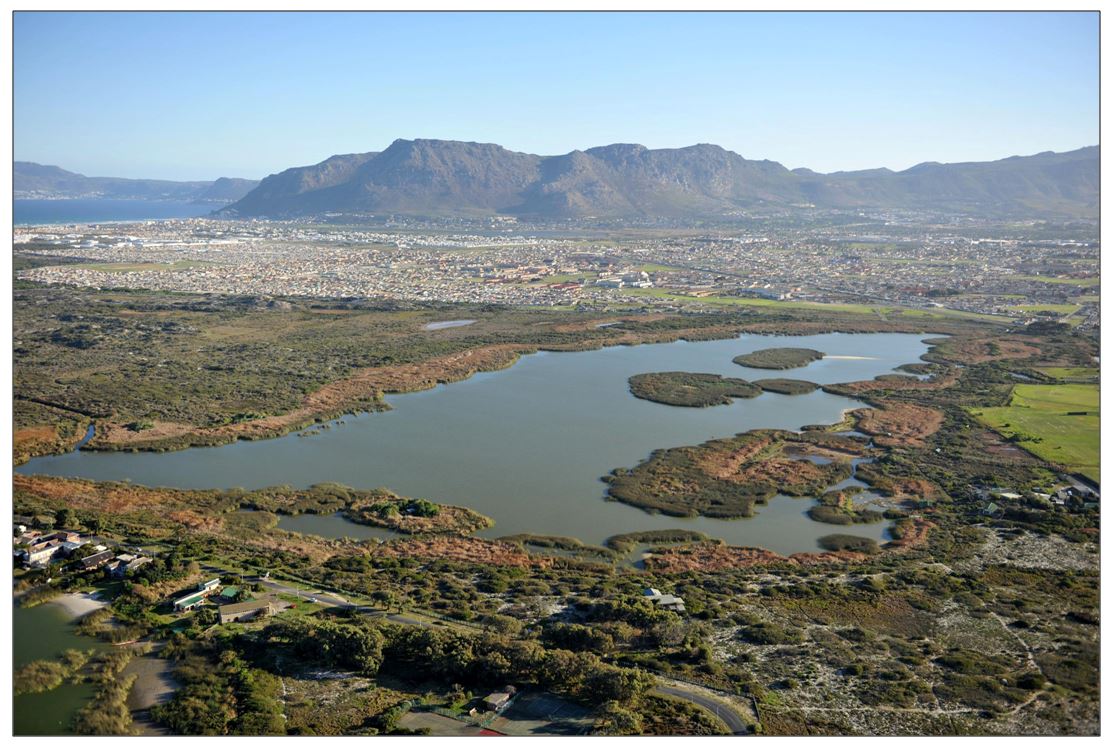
[733, 347, 825, 370]
[604, 529, 712, 555]
[628, 372, 760, 407]
[817, 533, 880, 554]
[604, 428, 869, 518]
[628, 372, 822, 407]
[751, 378, 820, 395]
[243, 483, 493, 535]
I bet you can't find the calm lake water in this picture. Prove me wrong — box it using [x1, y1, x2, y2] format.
[14, 199, 214, 225]
[18, 333, 933, 553]
[275, 512, 400, 542]
[13, 601, 109, 735]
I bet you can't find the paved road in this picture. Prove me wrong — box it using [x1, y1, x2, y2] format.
[655, 685, 750, 735]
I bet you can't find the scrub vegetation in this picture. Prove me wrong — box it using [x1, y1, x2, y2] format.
[752, 378, 820, 395]
[11, 280, 1100, 735]
[605, 429, 865, 518]
[733, 347, 825, 370]
[627, 371, 759, 407]
[807, 489, 886, 525]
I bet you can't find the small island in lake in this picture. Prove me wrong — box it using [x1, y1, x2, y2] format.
[605, 428, 866, 518]
[752, 378, 820, 395]
[733, 347, 825, 370]
[345, 489, 494, 535]
[241, 482, 493, 535]
[806, 488, 886, 525]
[628, 371, 760, 407]
[817, 533, 880, 554]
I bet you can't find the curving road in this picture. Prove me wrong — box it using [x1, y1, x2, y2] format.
[655, 684, 750, 735]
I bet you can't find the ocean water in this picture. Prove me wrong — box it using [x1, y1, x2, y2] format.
[14, 199, 214, 226]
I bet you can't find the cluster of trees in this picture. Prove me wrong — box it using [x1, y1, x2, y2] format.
[152, 638, 284, 735]
[128, 547, 200, 587]
[266, 616, 657, 707]
[152, 613, 661, 736]
[261, 617, 385, 675]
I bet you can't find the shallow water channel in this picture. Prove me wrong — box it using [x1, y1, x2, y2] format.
[18, 333, 935, 554]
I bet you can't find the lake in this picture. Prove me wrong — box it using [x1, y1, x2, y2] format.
[17, 332, 933, 554]
[14, 199, 214, 225]
[13, 600, 109, 735]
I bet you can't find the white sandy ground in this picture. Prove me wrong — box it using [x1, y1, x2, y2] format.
[50, 591, 108, 618]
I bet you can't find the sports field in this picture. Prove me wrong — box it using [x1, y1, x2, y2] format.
[969, 384, 1099, 483]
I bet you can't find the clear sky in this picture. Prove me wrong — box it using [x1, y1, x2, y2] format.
[14, 11, 1099, 181]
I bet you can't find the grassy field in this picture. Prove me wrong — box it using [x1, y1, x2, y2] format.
[1038, 367, 1099, 383]
[621, 288, 1009, 323]
[969, 384, 1099, 483]
[1007, 303, 1083, 315]
[1006, 275, 1100, 287]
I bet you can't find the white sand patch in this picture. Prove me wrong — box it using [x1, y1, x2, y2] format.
[51, 591, 108, 618]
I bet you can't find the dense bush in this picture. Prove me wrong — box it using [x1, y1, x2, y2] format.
[733, 348, 824, 370]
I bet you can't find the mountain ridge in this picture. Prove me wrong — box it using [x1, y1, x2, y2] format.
[14, 162, 259, 204]
[219, 140, 1097, 221]
[17, 141, 1098, 220]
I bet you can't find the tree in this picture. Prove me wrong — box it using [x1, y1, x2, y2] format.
[585, 665, 656, 703]
[85, 513, 107, 535]
[54, 508, 76, 530]
[593, 701, 644, 735]
[649, 617, 686, 648]
[537, 648, 597, 692]
[194, 607, 218, 628]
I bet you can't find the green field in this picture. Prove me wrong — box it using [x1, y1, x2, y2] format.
[621, 288, 1009, 323]
[1007, 275, 1100, 287]
[1008, 303, 1083, 315]
[969, 384, 1099, 483]
[1038, 367, 1100, 383]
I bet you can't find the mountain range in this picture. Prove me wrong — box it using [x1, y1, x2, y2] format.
[17, 140, 1098, 220]
[219, 139, 1098, 221]
[14, 162, 259, 204]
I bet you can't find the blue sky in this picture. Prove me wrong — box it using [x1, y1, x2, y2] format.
[14, 11, 1099, 181]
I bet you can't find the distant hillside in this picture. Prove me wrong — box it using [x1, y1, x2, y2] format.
[219, 140, 1098, 221]
[192, 177, 262, 204]
[14, 162, 259, 204]
[795, 147, 1099, 218]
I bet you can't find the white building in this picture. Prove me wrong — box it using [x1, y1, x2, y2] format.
[643, 587, 686, 613]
